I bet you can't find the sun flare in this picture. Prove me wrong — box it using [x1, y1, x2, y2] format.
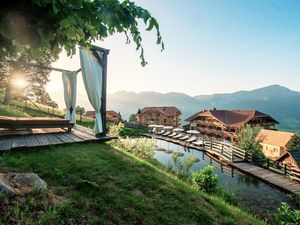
[12, 77, 27, 89]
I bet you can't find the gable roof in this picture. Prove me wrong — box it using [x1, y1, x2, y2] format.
[257, 129, 295, 147]
[85, 110, 96, 118]
[107, 110, 121, 119]
[137, 106, 181, 117]
[276, 150, 300, 168]
[185, 109, 278, 128]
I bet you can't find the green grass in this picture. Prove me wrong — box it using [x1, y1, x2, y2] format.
[0, 104, 28, 117]
[0, 143, 265, 225]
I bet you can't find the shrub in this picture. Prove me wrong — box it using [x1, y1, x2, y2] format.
[274, 203, 300, 225]
[119, 137, 156, 159]
[108, 122, 124, 138]
[189, 165, 218, 194]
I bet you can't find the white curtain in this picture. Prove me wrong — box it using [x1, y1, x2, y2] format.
[79, 48, 103, 134]
[62, 71, 77, 124]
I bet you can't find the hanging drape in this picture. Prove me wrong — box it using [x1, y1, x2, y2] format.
[79, 48, 103, 134]
[62, 70, 77, 124]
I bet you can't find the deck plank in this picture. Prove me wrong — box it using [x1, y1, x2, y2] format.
[35, 134, 51, 146]
[44, 134, 64, 145]
[25, 135, 40, 147]
[12, 136, 27, 149]
[0, 137, 13, 151]
[54, 133, 74, 143]
[64, 133, 84, 142]
[71, 129, 96, 141]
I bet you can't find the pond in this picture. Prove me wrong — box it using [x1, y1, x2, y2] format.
[154, 139, 299, 220]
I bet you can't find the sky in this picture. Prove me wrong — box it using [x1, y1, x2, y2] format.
[47, 0, 300, 108]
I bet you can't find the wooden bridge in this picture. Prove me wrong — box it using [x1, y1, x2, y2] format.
[146, 133, 248, 163]
[146, 133, 300, 194]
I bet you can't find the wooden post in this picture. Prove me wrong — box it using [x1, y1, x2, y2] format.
[101, 50, 109, 136]
[284, 164, 287, 175]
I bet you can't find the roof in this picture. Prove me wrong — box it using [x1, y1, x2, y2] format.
[107, 110, 121, 119]
[185, 109, 279, 128]
[276, 150, 300, 168]
[257, 129, 295, 147]
[85, 111, 96, 118]
[137, 106, 181, 117]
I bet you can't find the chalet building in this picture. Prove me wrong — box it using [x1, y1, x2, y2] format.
[257, 129, 296, 159]
[106, 110, 122, 124]
[276, 150, 300, 171]
[136, 106, 181, 127]
[185, 109, 278, 142]
[85, 110, 96, 119]
[85, 110, 122, 123]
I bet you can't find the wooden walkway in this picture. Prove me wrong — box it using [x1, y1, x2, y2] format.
[145, 133, 245, 162]
[0, 125, 112, 151]
[146, 133, 300, 195]
[232, 162, 300, 195]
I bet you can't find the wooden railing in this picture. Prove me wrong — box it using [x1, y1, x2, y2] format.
[201, 139, 249, 162]
[262, 158, 300, 182]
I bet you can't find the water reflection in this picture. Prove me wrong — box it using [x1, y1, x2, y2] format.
[154, 139, 298, 219]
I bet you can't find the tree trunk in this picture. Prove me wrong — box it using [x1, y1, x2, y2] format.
[2, 83, 11, 105]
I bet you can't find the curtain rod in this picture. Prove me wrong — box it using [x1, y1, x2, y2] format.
[7, 60, 80, 73]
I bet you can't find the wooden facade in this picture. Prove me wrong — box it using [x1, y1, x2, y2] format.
[106, 111, 122, 124]
[257, 129, 295, 159]
[136, 106, 181, 127]
[186, 109, 278, 142]
[276, 151, 300, 171]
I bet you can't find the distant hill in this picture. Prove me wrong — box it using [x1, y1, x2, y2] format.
[107, 85, 300, 132]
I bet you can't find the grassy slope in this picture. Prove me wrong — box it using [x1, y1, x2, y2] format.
[1, 143, 265, 225]
[0, 103, 264, 224]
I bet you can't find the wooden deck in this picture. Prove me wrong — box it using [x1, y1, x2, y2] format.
[232, 162, 300, 195]
[0, 125, 112, 151]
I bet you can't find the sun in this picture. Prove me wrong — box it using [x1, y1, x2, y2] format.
[14, 78, 26, 88]
[11, 74, 27, 89]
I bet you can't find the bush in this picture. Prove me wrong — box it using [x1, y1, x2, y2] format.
[108, 122, 124, 138]
[189, 165, 218, 194]
[274, 203, 300, 225]
[118, 137, 156, 159]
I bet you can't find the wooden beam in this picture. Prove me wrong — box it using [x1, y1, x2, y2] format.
[7, 60, 72, 73]
[101, 51, 109, 136]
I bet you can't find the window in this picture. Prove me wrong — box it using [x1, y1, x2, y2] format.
[164, 119, 167, 123]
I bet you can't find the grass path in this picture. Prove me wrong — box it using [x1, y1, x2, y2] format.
[1, 143, 265, 225]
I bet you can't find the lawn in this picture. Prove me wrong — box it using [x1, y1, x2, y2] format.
[0, 143, 265, 225]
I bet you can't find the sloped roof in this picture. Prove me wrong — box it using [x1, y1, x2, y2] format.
[107, 110, 121, 119]
[85, 111, 96, 118]
[276, 150, 300, 168]
[137, 107, 181, 117]
[185, 109, 278, 128]
[257, 129, 295, 147]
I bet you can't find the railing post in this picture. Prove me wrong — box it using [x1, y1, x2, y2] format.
[210, 140, 212, 150]
[284, 164, 287, 175]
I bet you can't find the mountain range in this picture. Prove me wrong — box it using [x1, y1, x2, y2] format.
[107, 85, 300, 132]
